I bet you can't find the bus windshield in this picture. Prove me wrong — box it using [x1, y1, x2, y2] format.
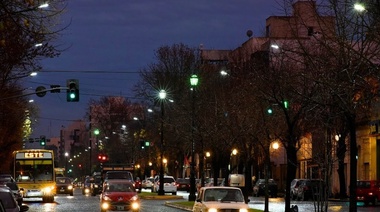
[15, 159, 54, 182]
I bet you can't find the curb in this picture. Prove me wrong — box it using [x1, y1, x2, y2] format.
[165, 201, 193, 211]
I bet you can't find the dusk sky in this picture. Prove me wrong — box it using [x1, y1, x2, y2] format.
[26, 0, 282, 138]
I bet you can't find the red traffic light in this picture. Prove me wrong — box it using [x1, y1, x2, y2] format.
[98, 154, 108, 162]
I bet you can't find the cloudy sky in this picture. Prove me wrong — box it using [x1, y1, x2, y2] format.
[26, 0, 283, 138]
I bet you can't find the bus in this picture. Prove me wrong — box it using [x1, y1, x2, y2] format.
[13, 149, 56, 203]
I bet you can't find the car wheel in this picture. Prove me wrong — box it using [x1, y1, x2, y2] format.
[70, 192, 74, 196]
[172, 192, 177, 195]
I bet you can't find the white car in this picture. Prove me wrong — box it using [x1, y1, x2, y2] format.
[142, 177, 154, 189]
[151, 176, 177, 195]
[193, 186, 249, 212]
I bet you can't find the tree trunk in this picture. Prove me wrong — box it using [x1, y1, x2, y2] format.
[347, 113, 357, 212]
[337, 135, 347, 199]
[285, 143, 297, 212]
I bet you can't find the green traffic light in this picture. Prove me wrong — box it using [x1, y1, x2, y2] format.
[283, 101, 289, 109]
[267, 108, 273, 114]
[70, 92, 76, 99]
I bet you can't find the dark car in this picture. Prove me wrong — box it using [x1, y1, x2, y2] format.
[296, 179, 325, 201]
[1, 182, 23, 206]
[56, 177, 74, 196]
[100, 180, 140, 212]
[0, 187, 29, 212]
[176, 178, 190, 192]
[90, 175, 103, 196]
[253, 179, 278, 197]
[356, 180, 380, 206]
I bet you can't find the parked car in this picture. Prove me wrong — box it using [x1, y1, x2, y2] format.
[253, 179, 278, 197]
[1, 182, 23, 206]
[176, 178, 190, 192]
[193, 186, 249, 212]
[100, 179, 140, 212]
[90, 174, 103, 196]
[151, 176, 177, 195]
[290, 179, 306, 200]
[142, 177, 154, 189]
[0, 187, 29, 212]
[356, 180, 380, 206]
[296, 179, 325, 201]
[56, 177, 74, 196]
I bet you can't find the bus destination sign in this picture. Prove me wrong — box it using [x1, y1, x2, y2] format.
[25, 152, 44, 158]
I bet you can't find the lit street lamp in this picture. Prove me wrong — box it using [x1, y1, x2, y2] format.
[158, 90, 167, 196]
[189, 74, 199, 201]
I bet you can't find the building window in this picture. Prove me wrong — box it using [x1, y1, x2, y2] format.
[266, 25, 270, 37]
[307, 27, 314, 36]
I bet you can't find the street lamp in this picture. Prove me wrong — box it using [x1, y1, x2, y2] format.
[158, 90, 166, 195]
[189, 74, 199, 201]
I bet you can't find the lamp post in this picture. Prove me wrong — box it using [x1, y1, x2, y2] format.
[189, 74, 199, 201]
[64, 152, 69, 175]
[158, 90, 166, 195]
[91, 129, 100, 175]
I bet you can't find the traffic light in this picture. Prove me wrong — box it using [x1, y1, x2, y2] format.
[267, 108, 273, 115]
[97, 154, 108, 162]
[283, 100, 289, 109]
[40, 135, 46, 146]
[66, 79, 79, 102]
[140, 140, 145, 149]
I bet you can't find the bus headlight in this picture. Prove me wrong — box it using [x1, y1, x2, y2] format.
[43, 186, 55, 194]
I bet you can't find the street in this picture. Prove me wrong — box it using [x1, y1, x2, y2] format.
[21, 188, 380, 212]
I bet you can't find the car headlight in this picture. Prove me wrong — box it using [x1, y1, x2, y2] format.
[131, 202, 140, 210]
[94, 185, 99, 188]
[84, 188, 90, 194]
[208, 208, 217, 212]
[239, 209, 248, 212]
[101, 202, 110, 210]
[68, 185, 73, 190]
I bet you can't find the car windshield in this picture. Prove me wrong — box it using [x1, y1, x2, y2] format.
[56, 178, 71, 184]
[107, 183, 134, 192]
[177, 178, 189, 183]
[357, 181, 371, 188]
[5, 182, 18, 190]
[204, 188, 244, 202]
[163, 178, 174, 183]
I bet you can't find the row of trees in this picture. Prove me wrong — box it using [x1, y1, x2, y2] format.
[0, 1, 66, 171]
[94, 1, 378, 212]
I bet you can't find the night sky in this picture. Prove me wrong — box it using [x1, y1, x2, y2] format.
[26, 0, 282, 138]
